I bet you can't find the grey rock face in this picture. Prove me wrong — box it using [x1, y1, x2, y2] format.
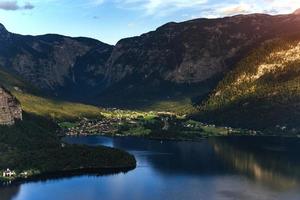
[0, 27, 113, 99]
[104, 14, 300, 86]
[0, 87, 22, 125]
[2, 12, 300, 105]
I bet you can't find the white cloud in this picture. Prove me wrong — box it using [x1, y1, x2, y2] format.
[263, 0, 300, 13]
[219, 3, 252, 16]
[27, 0, 300, 19]
[88, 0, 300, 18]
[112, 0, 207, 15]
[0, 1, 34, 11]
[196, 0, 300, 19]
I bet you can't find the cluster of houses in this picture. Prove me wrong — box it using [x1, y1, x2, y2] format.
[65, 118, 120, 136]
[2, 168, 30, 179]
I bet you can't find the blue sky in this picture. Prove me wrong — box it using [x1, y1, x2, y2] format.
[0, 0, 299, 44]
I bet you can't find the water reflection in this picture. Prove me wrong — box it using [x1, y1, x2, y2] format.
[211, 137, 300, 190]
[111, 137, 228, 175]
[1, 136, 300, 200]
[1, 185, 20, 200]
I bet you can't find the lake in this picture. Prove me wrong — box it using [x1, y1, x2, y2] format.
[1, 136, 300, 200]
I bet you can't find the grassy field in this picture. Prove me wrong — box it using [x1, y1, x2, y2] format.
[13, 92, 104, 121]
[0, 68, 106, 121]
[142, 98, 198, 115]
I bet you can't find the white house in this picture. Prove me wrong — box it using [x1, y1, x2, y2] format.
[2, 168, 16, 177]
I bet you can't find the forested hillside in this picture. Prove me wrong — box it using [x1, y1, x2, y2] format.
[198, 35, 300, 134]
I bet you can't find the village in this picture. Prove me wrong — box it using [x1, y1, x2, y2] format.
[59, 109, 259, 138]
[0, 110, 261, 184]
[60, 109, 178, 136]
[0, 168, 39, 184]
[64, 118, 120, 136]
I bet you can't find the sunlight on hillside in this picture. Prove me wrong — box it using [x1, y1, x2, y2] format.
[235, 42, 300, 85]
[13, 92, 103, 120]
[204, 38, 300, 110]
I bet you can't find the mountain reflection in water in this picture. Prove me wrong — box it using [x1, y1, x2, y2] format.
[211, 137, 300, 190]
[1, 136, 300, 200]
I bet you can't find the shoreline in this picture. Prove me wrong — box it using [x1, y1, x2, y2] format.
[63, 133, 206, 143]
[0, 165, 136, 186]
[64, 132, 300, 143]
[3, 134, 300, 187]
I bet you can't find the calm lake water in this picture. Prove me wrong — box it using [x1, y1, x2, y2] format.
[1, 136, 300, 200]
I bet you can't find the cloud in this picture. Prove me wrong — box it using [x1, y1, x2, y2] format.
[114, 0, 207, 16]
[0, 1, 34, 11]
[24, 2, 34, 9]
[87, 0, 300, 19]
[264, 0, 300, 13]
[0, 1, 20, 10]
[196, 0, 300, 19]
[219, 3, 251, 16]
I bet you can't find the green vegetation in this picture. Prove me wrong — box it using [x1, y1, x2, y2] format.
[143, 98, 198, 115]
[0, 113, 136, 182]
[122, 126, 152, 136]
[0, 67, 105, 121]
[98, 78, 216, 116]
[197, 36, 300, 135]
[0, 68, 137, 183]
[62, 113, 255, 140]
[59, 122, 78, 129]
[14, 92, 104, 120]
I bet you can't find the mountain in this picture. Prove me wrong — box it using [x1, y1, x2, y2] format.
[0, 86, 22, 125]
[0, 24, 113, 101]
[2, 11, 300, 111]
[197, 35, 300, 135]
[100, 12, 300, 108]
[0, 66, 105, 121]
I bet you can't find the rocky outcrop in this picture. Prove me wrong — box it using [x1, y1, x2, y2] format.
[0, 86, 22, 125]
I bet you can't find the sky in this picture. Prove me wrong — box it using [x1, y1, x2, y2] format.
[0, 0, 299, 45]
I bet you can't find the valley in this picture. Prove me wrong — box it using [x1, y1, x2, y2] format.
[1, 9, 300, 193]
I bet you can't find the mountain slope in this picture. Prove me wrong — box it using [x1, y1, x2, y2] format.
[198, 35, 300, 134]
[3, 12, 300, 112]
[0, 24, 113, 101]
[97, 12, 300, 109]
[0, 68, 104, 120]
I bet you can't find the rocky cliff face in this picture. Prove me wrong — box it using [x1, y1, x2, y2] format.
[2, 12, 300, 107]
[0, 86, 22, 125]
[0, 26, 113, 100]
[105, 13, 300, 86]
[96, 12, 300, 107]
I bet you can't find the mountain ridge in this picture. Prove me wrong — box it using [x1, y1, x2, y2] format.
[2, 11, 300, 111]
[98, 11, 300, 109]
[0, 25, 113, 101]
